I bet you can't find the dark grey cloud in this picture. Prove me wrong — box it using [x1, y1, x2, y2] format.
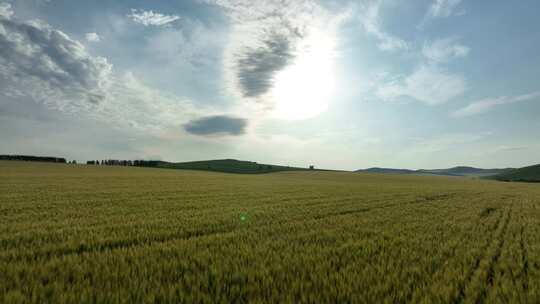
[184, 115, 247, 136]
[0, 8, 111, 105]
[236, 33, 294, 98]
[199, 1, 317, 100]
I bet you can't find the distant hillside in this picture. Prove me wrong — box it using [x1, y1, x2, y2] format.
[357, 167, 416, 174]
[139, 159, 312, 174]
[418, 166, 512, 177]
[357, 166, 513, 177]
[490, 164, 540, 182]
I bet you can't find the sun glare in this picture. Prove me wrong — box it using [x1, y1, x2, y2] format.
[270, 29, 337, 120]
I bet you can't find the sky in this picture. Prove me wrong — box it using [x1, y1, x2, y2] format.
[1, 0, 539, 170]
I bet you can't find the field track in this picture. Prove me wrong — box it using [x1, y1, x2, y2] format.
[1, 161, 540, 303]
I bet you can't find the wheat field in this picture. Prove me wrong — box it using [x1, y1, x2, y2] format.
[1, 161, 540, 303]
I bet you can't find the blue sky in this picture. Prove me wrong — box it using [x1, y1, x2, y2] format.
[0, 0, 539, 170]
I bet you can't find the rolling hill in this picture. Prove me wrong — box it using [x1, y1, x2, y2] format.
[490, 164, 540, 182]
[140, 159, 312, 174]
[357, 166, 513, 177]
[358, 167, 416, 174]
[418, 166, 512, 177]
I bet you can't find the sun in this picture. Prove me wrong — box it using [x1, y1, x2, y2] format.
[269, 28, 337, 120]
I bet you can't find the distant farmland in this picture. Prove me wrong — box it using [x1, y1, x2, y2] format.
[1, 161, 539, 303]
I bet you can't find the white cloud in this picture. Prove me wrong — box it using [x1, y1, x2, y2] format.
[369, 27, 469, 106]
[85, 32, 100, 42]
[407, 132, 491, 154]
[0, 6, 200, 134]
[452, 92, 540, 117]
[144, 22, 224, 68]
[422, 37, 469, 63]
[94, 72, 198, 133]
[0, 11, 112, 106]
[376, 65, 466, 105]
[428, 0, 465, 18]
[0, 2, 13, 19]
[127, 9, 180, 26]
[360, 1, 408, 51]
[418, 0, 465, 29]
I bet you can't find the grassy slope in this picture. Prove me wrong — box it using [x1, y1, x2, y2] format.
[491, 164, 540, 182]
[155, 159, 310, 174]
[2, 161, 540, 303]
[356, 168, 416, 174]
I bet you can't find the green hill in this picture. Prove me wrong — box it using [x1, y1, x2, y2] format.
[491, 164, 540, 182]
[141, 159, 312, 174]
[356, 167, 416, 174]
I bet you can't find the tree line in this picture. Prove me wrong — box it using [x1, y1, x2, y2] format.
[0, 155, 67, 163]
[0, 155, 165, 167]
[86, 160, 161, 167]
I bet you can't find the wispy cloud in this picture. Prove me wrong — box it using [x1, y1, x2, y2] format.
[0, 6, 199, 133]
[0, 10, 112, 105]
[452, 92, 540, 117]
[85, 32, 100, 42]
[0, 2, 13, 18]
[374, 28, 470, 105]
[428, 0, 465, 18]
[360, 1, 408, 51]
[97, 72, 198, 133]
[376, 65, 466, 105]
[422, 37, 469, 63]
[127, 9, 180, 26]
[143, 21, 224, 68]
[419, 0, 465, 29]
[417, 0, 466, 30]
[408, 132, 491, 154]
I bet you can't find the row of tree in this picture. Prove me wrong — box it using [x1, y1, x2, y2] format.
[0, 155, 67, 163]
[87, 160, 132, 166]
[86, 160, 161, 167]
